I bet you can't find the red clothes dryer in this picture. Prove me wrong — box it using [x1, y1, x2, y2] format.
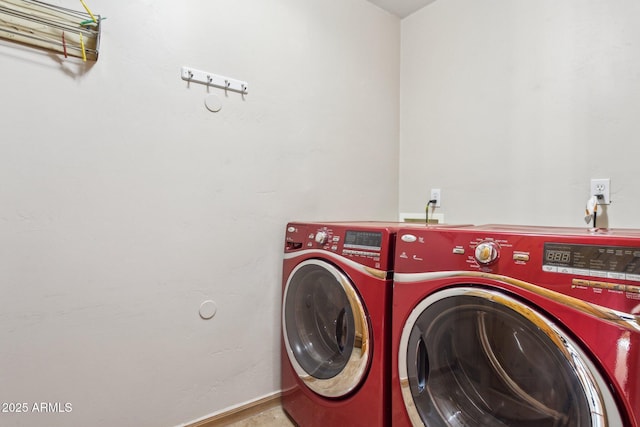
[392, 225, 640, 427]
[281, 221, 402, 427]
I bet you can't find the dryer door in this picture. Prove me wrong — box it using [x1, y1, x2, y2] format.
[283, 259, 370, 398]
[399, 287, 622, 427]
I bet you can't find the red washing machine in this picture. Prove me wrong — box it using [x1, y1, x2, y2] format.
[391, 225, 640, 427]
[281, 221, 404, 427]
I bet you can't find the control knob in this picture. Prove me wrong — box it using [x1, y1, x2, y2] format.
[475, 241, 499, 265]
[315, 231, 328, 245]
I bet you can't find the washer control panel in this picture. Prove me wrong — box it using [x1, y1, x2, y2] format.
[395, 225, 640, 311]
[542, 242, 640, 294]
[542, 242, 640, 280]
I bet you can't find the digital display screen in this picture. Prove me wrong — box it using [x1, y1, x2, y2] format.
[344, 231, 382, 250]
[544, 242, 640, 274]
[545, 249, 571, 263]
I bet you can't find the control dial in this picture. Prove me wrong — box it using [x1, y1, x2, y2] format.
[475, 241, 499, 265]
[315, 231, 328, 245]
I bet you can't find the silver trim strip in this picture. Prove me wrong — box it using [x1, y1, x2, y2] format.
[284, 249, 390, 279]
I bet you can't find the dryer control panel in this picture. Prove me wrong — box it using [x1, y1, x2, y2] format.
[284, 222, 398, 271]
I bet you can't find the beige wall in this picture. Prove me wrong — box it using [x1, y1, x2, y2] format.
[400, 0, 640, 227]
[0, 1, 400, 426]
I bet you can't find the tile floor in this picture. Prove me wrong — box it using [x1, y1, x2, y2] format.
[226, 405, 295, 427]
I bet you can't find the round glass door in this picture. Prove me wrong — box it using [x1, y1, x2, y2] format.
[399, 287, 620, 427]
[282, 259, 370, 398]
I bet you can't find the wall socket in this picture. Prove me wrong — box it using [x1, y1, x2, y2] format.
[590, 178, 611, 205]
[430, 188, 441, 207]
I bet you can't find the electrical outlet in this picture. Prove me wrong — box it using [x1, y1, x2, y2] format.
[590, 178, 611, 205]
[430, 188, 441, 207]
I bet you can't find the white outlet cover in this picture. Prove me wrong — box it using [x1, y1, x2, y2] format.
[590, 178, 611, 205]
[430, 188, 442, 207]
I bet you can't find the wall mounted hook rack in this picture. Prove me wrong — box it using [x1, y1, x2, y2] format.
[181, 66, 248, 95]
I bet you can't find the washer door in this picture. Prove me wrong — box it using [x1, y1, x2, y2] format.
[399, 287, 622, 427]
[283, 259, 370, 398]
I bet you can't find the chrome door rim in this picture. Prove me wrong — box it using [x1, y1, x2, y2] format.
[283, 259, 370, 398]
[398, 286, 621, 427]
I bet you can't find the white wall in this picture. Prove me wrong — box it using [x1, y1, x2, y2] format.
[400, 0, 640, 228]
[0, 1, 399, 426]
